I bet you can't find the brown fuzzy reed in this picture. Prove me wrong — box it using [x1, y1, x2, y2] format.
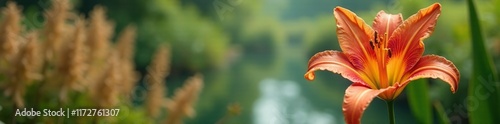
[85, 6, 114, 87]
[43, 0, 71, 62]
[116, 25, 139, 99]
[56, 17, 88, 102]
[164, 74, 204, 124]
[87, 6, 113, 66]
[4, 32, 42, 108]
[116, 25, 137, 62]
[91, 50, 121, 109]
[0, 2, 21, 64]
[145, 45, 171, 118]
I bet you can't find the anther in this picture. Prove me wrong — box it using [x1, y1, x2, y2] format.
[369, 40, 374, 49]
[387, 48, 392, 58]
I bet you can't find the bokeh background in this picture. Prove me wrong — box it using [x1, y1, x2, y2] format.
[1, 0, 500, 123]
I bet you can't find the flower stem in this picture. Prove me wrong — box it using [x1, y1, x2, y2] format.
[387, 101, 396, 124]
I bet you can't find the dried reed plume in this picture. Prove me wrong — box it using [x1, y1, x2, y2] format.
[4, 32, 42, 108]
[0, 1, 211, 123]
[92, 50, 121, 108]
[85, 6, 114, 87]
[56, 18, 88, 102]
[87, 6, 113, 65]
[165, 74, 204, 124]
[0, 2, 21, 63]
[43, 0, 70, 62]
[145, 45, 171, 118]
[116, 25, 137, 62]
[116, 25, 139, 99]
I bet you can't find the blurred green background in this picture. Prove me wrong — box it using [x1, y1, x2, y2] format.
[3, 0, 500, 123]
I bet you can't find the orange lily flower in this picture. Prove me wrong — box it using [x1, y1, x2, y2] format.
[304, 3, 459, 124]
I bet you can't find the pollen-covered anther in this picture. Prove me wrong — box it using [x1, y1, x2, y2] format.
[369, 40, 374, 49]
[385, 48, 392, 58]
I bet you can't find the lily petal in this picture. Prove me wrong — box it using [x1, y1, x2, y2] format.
[343, 83, 397, 124]
[334, 6, 376, 70]
[372, 10, 403, 41]
[305, 50, 374, 87]
[386, 3, 441, 83]
[402, 55, 460, 93]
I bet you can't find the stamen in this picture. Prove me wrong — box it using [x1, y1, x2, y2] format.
[369, 40, 374, 49]
[387, 48, 392, 58]
[374, 31, 378, 44]
[384, 32, 388, 48]
[377, 39, 381, 48]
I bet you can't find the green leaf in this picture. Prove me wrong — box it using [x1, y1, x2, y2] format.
[467, 0, 500, 123]
[433, 101, 450, 124]
[406, 79, 432, 124]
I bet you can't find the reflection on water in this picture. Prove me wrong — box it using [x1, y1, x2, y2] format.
[253, 78, 336, 124]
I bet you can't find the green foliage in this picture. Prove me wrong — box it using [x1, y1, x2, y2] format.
[115, 105, 153, 124]
[141, 0, 230, 71]
[300, 16, 338, 57]
[239, 17, 287, 68]
[434, 101, 450, 124]
[466, 0, 500, 123]
[406, 79, 432, 124]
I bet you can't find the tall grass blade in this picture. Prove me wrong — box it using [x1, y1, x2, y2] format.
[467, 0, 500, 123]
